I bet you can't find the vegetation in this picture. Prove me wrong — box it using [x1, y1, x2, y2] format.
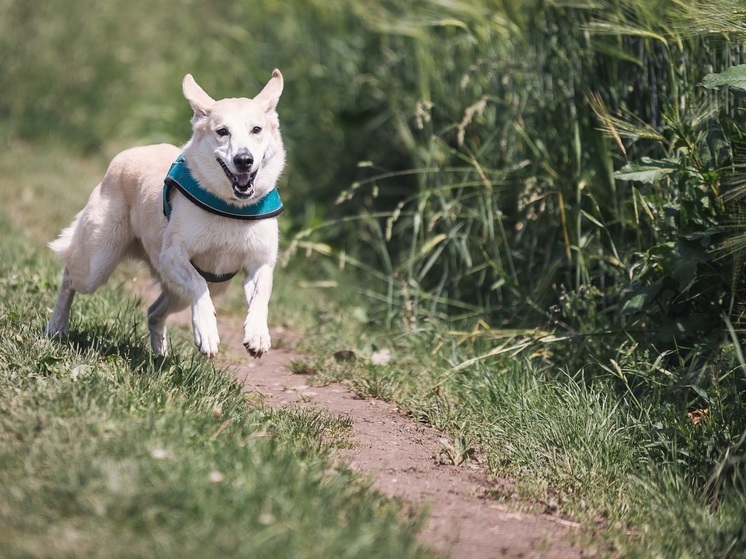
[2, 0, 746, 556]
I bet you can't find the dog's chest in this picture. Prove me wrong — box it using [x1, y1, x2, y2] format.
[171, 212, 278, 273]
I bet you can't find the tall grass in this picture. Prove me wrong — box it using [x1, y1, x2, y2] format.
[280, 1, 746, 554]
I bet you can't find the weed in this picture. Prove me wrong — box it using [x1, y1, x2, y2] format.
[287, 358, 321, 376]
[436, 435, 478, 467]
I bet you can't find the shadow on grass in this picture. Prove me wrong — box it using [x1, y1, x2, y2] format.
[59, 302, 226, 393]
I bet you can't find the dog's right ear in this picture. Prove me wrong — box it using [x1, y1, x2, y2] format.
[255, 69, 284, 114]
[182, 74, 216, 122]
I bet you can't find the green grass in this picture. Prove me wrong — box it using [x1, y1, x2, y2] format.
[270, 282, 746, 557]
[0, 149, 431, 558]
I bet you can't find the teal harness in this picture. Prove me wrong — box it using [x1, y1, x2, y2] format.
[163, 155, 284, 283]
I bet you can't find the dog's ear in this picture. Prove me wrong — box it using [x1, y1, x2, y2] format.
[255, 69, 284, 114]
[182, 74, 216, 121]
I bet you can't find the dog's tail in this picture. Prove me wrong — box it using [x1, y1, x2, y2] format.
[48, 211, 83, 260]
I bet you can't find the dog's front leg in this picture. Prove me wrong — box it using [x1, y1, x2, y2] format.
[242, 263, 274, 358]
[159, 247, 220, 357]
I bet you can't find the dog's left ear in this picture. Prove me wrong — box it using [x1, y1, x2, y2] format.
[183, 74, 216, 121]
[254, 69, 284, 114]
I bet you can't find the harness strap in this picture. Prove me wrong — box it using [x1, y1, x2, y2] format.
[163, 155, 284, 221]
[162, 155, 284, 283]
[189, 262, 239, 284]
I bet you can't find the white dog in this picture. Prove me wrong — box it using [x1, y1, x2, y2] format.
[45, 70, 286, 358]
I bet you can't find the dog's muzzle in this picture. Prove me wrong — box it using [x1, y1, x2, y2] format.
[218, 158, 257, 199]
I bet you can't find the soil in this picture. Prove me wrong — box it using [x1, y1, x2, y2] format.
[221, 324, 591, 559]
[139, 283, 592, 559]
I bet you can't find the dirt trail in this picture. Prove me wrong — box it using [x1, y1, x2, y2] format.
[145, 284, 588, 558]
[214, 320, 589, 559]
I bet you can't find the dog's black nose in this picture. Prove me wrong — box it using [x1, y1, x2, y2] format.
[234, 151, 254, 172]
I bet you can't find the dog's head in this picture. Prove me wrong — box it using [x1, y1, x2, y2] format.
[181, 70, 286, 204]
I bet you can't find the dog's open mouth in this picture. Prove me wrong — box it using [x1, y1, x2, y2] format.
[217, 158, 257, 199]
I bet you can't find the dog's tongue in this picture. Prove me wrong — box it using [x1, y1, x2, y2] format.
[236, 173, 252, 189]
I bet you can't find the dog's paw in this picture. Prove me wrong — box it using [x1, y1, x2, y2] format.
[243, 326, 271, 358]
[192, 310, 220, 358]
[150, 328, 169, 356]
[44, 320, 68, 339]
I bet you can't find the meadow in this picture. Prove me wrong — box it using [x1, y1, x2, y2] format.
[2, 0, 746, 556]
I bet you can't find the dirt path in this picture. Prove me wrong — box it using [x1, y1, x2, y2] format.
[212, 320, 589, 559]
[137, 275, 588, 559]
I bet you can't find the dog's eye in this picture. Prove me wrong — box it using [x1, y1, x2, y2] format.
[251, 126, 262, 134]
[216, 127, 230, 137]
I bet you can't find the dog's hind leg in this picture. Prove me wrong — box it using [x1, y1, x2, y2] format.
[45, 233, 127, 339]
[147, 287, 188, 355]
[46, 181, 134, 339]
[45, 266, 75, 338]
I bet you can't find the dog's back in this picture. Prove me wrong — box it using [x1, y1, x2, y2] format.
[48, 143, 180, 293]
